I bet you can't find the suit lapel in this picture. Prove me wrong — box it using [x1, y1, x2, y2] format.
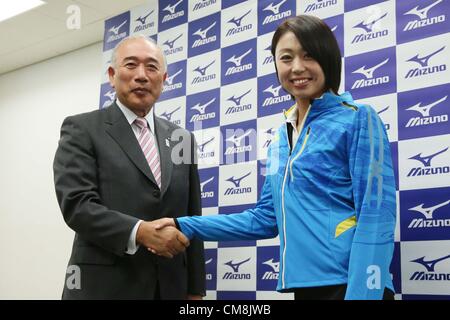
[104, 103, 159, 187]
[154, 116, 173, 197]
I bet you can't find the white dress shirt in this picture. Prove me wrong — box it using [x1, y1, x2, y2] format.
[115, 99, 159, 255]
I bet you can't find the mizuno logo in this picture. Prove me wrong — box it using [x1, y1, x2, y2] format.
[165, 69, 183, 85]
[331, 25, 338, 32]
[406, 96, 447, 117]
[205, 258, 213, 265]
[226, 172, 251, 188]
[377, 106, 389, 115]
[352, 58, 389, 79]
[224, 258, 251, 272]
[193, 21, 216, 39]
[228, 10, 251, 27]
[226, 131, 252, 147]
[104, 90, 116, 101]
[262, 258, 279, 272]
[263, 0, 287, 15]
[108, 21, 127, 35]
[200, 176, 214, 192]
[227, 90, 251, 106]
[135, 10, 153, 25]
[159, 106, 181, 121]
[193, 60, 215, 76]
[163, 0, 183, 14]
[163, 34, 183, 49]
[411, 254, 450, 272]
[264, 84, 282, 97]
[407, 46, 445, 67]
[191, 98, 216, 114]
[404, 0, 442, 20]
[226, 49, 252, 67]
[197, 137, 215, 152]
[353, 13, 388, 33]
[409, 200, 450, 219]
[409, 147, 448, 167]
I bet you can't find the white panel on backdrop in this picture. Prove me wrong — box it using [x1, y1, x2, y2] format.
[220, 79, 257, 126]
[257, 31, 276, 77]
[130, 2, 158, 36]
[339, 57, 345, 94]
[344, 1, 396, 57]
[256, 290, 293, 300]
[101, 50, 113, 85]
[401, 240, 450, 295]
[395, 191, 400, 242]
[221, 1, 257, 47]
[194, 126, 221, 169]
[217, 247, 257, 291]
[219, 161, 257, 207]
[188, 0, 221, 21]
[298, 0, 344, 19]
[398, 134, 450, 190]
[154, 96, 186, 128]
[187, 49, 221, 94]
[158, 23, 188, 64]
[256, 113, 284, 161]
[396, 33, 450, 92]
[356, 93, 399, 142]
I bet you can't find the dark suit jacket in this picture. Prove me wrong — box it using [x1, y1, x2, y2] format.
[53, 102, 205, 299]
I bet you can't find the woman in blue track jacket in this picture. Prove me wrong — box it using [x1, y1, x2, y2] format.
[154, 15, 397, 300]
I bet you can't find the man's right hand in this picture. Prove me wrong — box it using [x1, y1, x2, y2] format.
[136, 220, 189, 258]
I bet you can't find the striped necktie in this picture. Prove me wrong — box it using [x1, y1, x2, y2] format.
[134, 117, 161, 188]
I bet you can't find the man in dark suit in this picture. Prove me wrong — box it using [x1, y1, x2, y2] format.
[53, 35, 205, 299]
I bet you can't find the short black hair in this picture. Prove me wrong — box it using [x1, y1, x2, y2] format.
[271, 15, 342, 94]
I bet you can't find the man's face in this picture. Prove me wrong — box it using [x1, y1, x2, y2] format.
[108, 38, 167, 114]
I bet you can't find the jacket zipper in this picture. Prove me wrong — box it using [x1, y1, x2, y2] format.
[290, 126, 311, 182]
[280, 105, 311, 289]
[281, 121, 291, 289]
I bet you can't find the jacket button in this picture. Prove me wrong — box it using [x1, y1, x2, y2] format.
[153, 190, 160, 197]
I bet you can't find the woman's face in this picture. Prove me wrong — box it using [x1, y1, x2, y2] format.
[275, 31, 326, 106]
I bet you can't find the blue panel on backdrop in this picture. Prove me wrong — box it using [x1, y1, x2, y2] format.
[205, 248, 218, 291]
[199, 167, 219, 208]
[324, 14, 345, 57]
[188, 12, 221, 57]
[186, 88, 220, 131]
[160, 60, 187, 101]
[103, 12, 130, 51]
[400, 187, 450, 241]
[396, 0, 450, 44]
[221, 119, 257, 165]
[345, 0, 387, 12]
[257, 246, 279, 291]
[159, 0, 188, 32]
[257, 73, 293, 117]
[345, 47, 397, 99]
[397, 84, 450, 140]
[257, 0, 295, 35]
[221, 39, 257, 86]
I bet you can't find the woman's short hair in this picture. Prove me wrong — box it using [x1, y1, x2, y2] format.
[271, 15, 342, 94]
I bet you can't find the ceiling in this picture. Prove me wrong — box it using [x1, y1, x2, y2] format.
[0, 0, 151, 75]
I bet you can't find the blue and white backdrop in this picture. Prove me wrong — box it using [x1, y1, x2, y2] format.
[99, 0, 450, 300]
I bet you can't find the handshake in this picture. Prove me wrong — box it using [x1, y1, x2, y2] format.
[136, 218, 188, 258]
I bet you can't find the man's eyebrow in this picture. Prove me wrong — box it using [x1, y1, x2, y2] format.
[122, 56, 161, 64]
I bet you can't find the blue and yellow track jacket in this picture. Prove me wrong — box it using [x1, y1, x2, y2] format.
[178, 92, 396, 299]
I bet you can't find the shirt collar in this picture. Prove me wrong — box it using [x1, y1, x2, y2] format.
[284, 92, 325, 125]
[115, 98, 155, 133]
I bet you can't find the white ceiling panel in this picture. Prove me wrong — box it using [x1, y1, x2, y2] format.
[0, 0, 151, 75]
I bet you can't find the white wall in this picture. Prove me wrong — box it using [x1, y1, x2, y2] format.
[0, 42, 103, 299]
